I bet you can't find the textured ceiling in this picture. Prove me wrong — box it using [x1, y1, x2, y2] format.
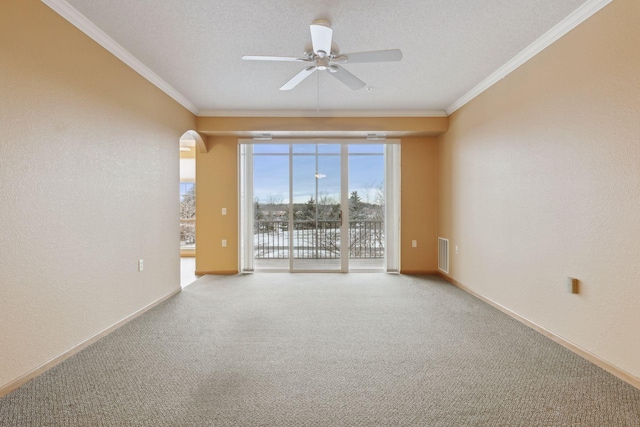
[61, 0, 590, 115]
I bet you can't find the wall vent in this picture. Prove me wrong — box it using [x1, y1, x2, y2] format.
[438, 237, 449, 274]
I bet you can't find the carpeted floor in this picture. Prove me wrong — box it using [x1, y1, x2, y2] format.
[1, 274, 639, 426]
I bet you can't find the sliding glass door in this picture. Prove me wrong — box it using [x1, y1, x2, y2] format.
[241, 141, 399, 273]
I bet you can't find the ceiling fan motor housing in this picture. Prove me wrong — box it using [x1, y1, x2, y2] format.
[316, 57, 330, 71]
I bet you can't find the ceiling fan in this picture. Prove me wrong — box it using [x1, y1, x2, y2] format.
[242, 19, 402, 91]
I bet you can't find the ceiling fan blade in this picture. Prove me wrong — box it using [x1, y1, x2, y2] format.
[310, 20, 332, 55]
[242, 55, 308, 62]
[329, 66, 366, 90]
[279, 66, 317, 91]
[338, 49, 403, 64]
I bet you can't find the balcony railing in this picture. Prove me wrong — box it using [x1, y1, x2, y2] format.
[254, 219, 383, 259]
[180, 218, 195, 250]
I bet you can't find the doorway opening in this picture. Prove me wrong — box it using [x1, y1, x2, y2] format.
[179, 131, 198, 287]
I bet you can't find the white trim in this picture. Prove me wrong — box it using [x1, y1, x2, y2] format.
[41, 0, 199, 115]
[0, 287, 181, 398]
[439, 272, 640, 390]
[40, 0, 611, 120]
[340, 144, 349, 273]
[445, 0, 613, 115]
[239, 144, 254, 272]
[288, 144, 294, 272]
[199, 109, 449, 118]
[385, 144, 401, 273]
[241, 139, 398, 273]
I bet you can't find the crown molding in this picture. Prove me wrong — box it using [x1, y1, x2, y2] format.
[197, 109, 449, 118]
[41, 0, 199, 115]
[445, 0, 613, 116]
[41, 0, 610, 120]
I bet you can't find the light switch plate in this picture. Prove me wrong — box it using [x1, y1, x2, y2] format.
[567, 277, 578, 294]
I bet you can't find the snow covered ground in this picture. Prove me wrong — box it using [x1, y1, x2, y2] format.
[254, 226, 383, 259]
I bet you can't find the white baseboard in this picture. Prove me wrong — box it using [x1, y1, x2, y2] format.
[0, 288, 181, 398]
[438, 272, 640, 390]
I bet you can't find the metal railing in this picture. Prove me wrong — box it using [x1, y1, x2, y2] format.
[180, 218, 195, 249]
[254, 219, 383, 259]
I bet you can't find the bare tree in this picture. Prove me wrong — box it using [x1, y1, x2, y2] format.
[180, 185, 196, 246]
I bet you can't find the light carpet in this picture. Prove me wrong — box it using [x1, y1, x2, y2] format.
[1, 274, 639, 426]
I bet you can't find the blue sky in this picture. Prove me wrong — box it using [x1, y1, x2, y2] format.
[253, 144, 384, 204]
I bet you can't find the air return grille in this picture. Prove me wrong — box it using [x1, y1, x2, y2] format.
[438, 237, 449, 274]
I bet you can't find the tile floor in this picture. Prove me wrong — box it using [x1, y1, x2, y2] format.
[180, 257, 201, 288]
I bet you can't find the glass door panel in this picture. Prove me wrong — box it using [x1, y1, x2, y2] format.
[252, 148, 290, 270]
[348, 145, 385, 271]
[244, 141, 393, 273]
[291, 144, 342, 271]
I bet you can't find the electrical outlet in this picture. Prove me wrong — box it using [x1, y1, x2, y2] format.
[455, 246, 459, 254]
[138, 259, 144, 272]
[222, 240, 227, 247]
[412, 240, 417, 248]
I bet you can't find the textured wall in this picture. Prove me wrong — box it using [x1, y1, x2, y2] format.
[0, 0, 195, 389]
[438, 0, 640, 379]
[401, 137, 439, 273]
[195, 137, 239, 274]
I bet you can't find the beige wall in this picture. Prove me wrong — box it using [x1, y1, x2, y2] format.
[438, 0, 640, 380]
[195, 137, 239, 274]
[401, 137, 439, 273]
[0, 0, 195, 390]
[195, 136, 439, 274]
